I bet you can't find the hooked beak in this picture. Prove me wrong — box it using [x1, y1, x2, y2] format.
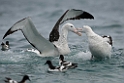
[73, 28, 82, 36]
[76, 28, 83, 32]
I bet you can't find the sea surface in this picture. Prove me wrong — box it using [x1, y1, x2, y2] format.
[0, 0, 124, 83]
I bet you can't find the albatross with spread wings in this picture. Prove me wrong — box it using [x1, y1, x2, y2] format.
[3, 9, 94, 57]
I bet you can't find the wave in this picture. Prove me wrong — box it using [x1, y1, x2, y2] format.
[74, 51, 92, 61]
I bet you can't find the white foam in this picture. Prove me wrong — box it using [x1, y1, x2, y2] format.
[26, 48, 41, 56]
[74, 51, 92, 60]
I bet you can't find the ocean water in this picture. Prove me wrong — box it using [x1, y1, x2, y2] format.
[0, 0, 124, 83]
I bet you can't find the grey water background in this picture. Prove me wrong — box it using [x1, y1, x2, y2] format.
[0, 0, 124, 83]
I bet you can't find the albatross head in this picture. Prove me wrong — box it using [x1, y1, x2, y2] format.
[78, 25, 96, 36]
[82, 25, 93, 33]
[62, 23, 82, 36]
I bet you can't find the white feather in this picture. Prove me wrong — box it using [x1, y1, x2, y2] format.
[82, 25, 112, 59]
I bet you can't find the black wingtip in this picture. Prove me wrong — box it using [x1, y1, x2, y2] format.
[3, 28, 17, 39]
[3, 17, 30, 39]
[3, 28, 11, 39]
[81, 11, 94, 19]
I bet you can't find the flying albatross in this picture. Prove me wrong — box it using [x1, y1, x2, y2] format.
[2, 9, 94, 57]
[80, 25, 112, 59]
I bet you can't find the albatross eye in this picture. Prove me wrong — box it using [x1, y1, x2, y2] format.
[70, 26, 73, 28]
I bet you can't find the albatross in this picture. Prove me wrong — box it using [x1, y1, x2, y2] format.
[80, 25, 112, 59]
[2, 9, 94, 57]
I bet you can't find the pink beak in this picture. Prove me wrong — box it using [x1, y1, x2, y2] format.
[73, 28, 82, 36]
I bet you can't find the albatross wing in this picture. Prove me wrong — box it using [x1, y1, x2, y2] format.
[60, 9, 94, 24]
[102, 35, 113, 46]
[49, 9, 94, 42]
[3, 17, 59, 57]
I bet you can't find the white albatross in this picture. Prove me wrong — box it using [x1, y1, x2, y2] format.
[80, 25, 112, 59]
[2, 9, 94, 57]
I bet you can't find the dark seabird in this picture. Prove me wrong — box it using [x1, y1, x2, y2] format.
[59, 55, 78, 68]
[45, 60, 68, 72]
[1, 41, 10, 51]
[4, 75, 30, 83]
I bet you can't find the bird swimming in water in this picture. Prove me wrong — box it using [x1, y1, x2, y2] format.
[59, 55, 78, 68]
[1, 41, 10, 51]
[4, 75, 30, 83]
[45, 60, 68, 72]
